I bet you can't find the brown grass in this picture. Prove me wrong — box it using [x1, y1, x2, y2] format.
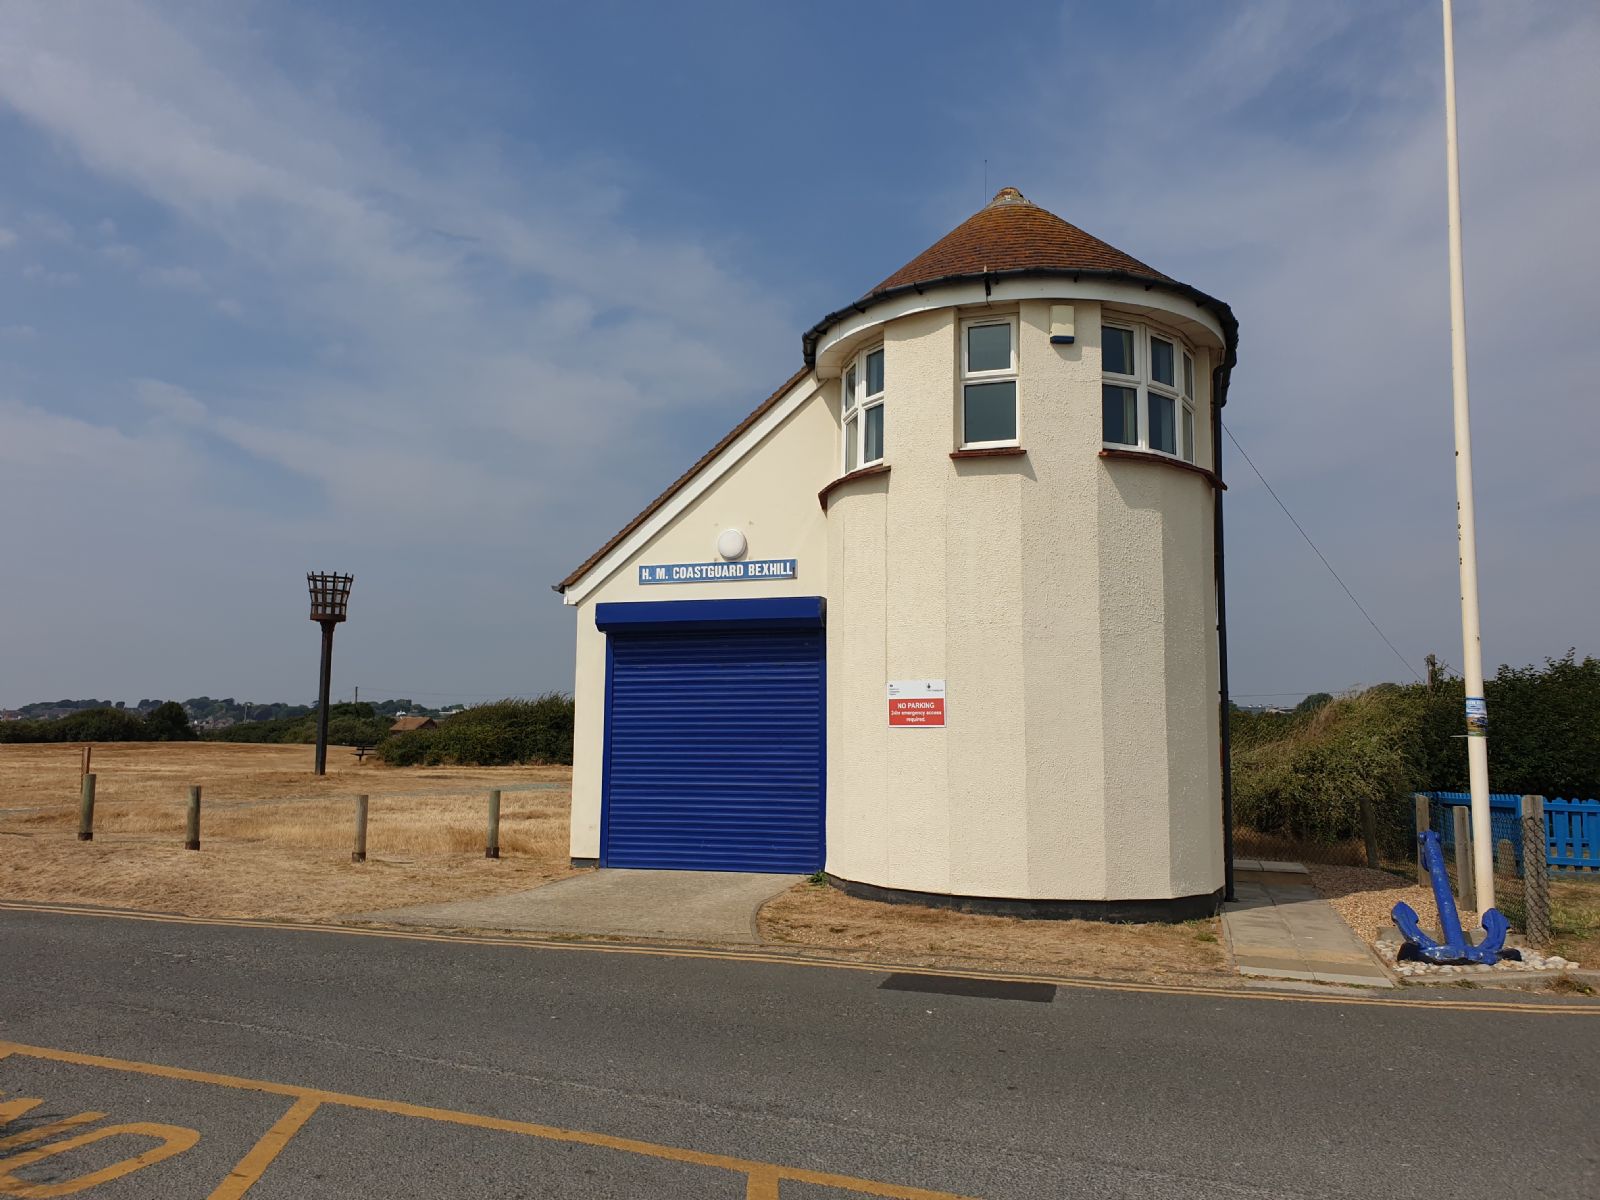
[0, 742, 573, 919]
[758, 881, 1230, 985]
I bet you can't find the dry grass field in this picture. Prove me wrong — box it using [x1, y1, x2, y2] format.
[5, 743, 1239, 981]
[759, 881, 1230, 985]
[0, 742, 574, 919]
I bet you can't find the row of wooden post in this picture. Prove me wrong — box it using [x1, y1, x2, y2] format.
[1413, 793, 1552, 946]
[74, 780, 508, 864]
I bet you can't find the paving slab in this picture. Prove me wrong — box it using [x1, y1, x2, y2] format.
[1222, 877, 1395, 988]
[357, 868, 802, 944]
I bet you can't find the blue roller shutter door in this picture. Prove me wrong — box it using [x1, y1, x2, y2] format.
[602, 626, 825, 872]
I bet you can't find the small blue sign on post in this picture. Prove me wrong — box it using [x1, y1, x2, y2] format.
[638, 559, 798, 585]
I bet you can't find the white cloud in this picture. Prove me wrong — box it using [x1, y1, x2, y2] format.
[136, 378, 206, 424]
[0, 227, 15, 249]
[20, 263, 77, 285]
[0, 0, 798, 701]
[141, 264, 207, 291]
[0, 323, 37, 341]
[998, 0, 1600, 694]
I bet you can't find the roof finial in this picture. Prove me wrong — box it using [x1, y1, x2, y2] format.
[987, 186, 1028, 207]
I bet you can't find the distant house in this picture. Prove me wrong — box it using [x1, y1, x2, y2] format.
[389, 716, 437, 733]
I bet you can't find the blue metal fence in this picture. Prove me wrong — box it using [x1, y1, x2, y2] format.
[1423, 792, 1600, 874]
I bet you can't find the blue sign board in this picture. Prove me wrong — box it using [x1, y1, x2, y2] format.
[639, 559, 797, 585]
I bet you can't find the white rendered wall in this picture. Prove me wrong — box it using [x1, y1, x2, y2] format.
[567, 382, 834, 859]
[824, 296, 1224, 901]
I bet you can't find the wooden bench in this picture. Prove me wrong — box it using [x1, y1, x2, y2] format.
[352, 745, 375, 762]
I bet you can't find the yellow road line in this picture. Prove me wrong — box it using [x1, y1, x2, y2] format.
[0, 1040, 973, 1200]
[205, 1096, 320, 1200]
[0, 1120, 199, 1198]
[0, 899, 1592, 1016]
[0, 1107, 106, 1152]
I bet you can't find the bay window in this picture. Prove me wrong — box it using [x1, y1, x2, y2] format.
[842, 345, 885, 471]
[1101, 320, 1199, 464]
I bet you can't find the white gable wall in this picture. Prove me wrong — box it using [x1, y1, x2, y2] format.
[567, 380, 834, 858]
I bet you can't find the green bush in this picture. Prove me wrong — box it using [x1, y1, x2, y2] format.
[0, 703, 187, 744]
[377, 695, 574, 767]
[207, 701, 390, 746]
[1232, 653, 1600, 855]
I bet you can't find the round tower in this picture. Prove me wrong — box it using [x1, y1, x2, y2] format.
[808, 188, 1237, 918]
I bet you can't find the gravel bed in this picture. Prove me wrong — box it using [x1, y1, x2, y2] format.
[1307, 863, 1581, 978]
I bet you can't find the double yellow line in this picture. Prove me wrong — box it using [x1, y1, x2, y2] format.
[0, 898, 1593, 1015]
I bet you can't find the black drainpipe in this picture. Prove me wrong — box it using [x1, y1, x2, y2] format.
[1211, 370, 1236, 904]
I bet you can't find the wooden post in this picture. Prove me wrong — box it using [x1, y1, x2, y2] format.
[485, 789, 501, 859]
[1521, 795, 1551, 948]
[185, 786, 201, 851]
[77, 773, 96, 842]
[81, 745, 92, 779]
[1452, 806, 1476, 913]
[1359, 793, 1381, 869]
[1414, 794, 1430, 885]
[352, 794, 368, 864]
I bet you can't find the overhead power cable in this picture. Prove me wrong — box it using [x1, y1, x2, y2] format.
[1222, 422, 1424, 685]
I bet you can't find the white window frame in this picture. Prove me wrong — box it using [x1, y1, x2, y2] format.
[959, 314, 1020, 449]
[1101, 318, 1197, 465]
[841, 344, 885, 473]
[1181, 349, 1196, 464]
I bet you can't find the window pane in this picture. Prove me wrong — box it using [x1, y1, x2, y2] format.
[844, 367, 856, 412]
[1102, 384, 1137, 444]
[966, 323, 1011, 373]
[963, 381, 1016, 443]
[1149, 392, 1176, 454]
[844, 414, 858, 471]
[1183, 352, 1194, 399]
[1151, 337, 1175, 387]
[1102, 326, 1135, 376]
[1182, 403, 1195, 463]
[863, 403, 885, 463]
[865, 348, 884, 396]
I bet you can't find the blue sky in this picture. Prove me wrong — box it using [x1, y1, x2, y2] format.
[1, 0, 1596, 709]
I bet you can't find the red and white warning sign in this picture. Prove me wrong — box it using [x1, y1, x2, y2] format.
[888, 679, 946, 728]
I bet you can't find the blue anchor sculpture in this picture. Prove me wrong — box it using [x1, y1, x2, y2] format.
[1392, 829, 1520, 965]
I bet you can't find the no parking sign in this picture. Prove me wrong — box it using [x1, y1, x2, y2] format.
[887, 679, 946, 728]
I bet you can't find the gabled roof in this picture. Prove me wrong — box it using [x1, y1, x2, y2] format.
[557, 187, 1238, 595]
[554, 366, 812, 593]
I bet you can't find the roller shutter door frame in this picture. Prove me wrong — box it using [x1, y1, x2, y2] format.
[596, 597, 826, 873]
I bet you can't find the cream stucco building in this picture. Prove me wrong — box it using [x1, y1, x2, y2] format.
[555, 188, 1239, 920]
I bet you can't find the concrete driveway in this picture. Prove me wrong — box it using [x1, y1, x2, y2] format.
[358, 868, 802, 943]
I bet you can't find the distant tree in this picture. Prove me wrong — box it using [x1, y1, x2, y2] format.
[1294, 692, 1333, 715]
[144, 701, 196, 742]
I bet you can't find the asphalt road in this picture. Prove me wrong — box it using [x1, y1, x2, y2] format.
[1, 905, 1596, 1199]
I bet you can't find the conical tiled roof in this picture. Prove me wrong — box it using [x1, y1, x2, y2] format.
[873, 187, 1170, 293]
[803, 187, 1234, 370]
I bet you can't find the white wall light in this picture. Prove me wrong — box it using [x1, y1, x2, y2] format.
[716, 528, 748, 561]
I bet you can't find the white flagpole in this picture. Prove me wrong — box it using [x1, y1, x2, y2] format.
[1442, 0, 1494, 913]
